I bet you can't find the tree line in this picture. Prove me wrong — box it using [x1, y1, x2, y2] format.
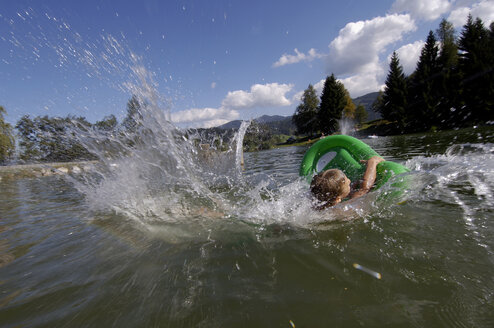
[293, 15, 494, 136]
[375, 16, 494, 132]
[0, 96, 142, 164]
[0, 94, 278, 164]
[292, 74, 367, 136]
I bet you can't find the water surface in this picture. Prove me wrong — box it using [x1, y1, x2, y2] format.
[1, 127, 494, 327]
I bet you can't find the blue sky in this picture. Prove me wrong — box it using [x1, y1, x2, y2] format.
[1, 0, 493, 128]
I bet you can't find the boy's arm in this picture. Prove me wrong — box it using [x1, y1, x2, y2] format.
[351, 156, 385, 199]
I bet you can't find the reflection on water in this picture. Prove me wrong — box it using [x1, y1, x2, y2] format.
[1, 127, 494, 327]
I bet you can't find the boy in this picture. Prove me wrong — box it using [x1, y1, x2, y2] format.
[310, 156, 384, 209]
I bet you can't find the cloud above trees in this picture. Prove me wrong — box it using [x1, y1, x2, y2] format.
[390, 0, 452, 21]
[221, 83, 293, 109]
[272, 0, 491, 98]
[395, 41, 425, 75]
[273, 48, 323, 67]
[177, 0, 492, 127]
[327, 14, 416, 75]
[172, 83, 294, 128]
[448, 0, 494, 27]
[326, 14, 416, 96]
[170, 107, 239, 128]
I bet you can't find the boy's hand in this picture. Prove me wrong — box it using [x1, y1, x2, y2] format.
[354, 156, 385, 197]
[360, 156, 384, 166]
[368, 156, 385, 165]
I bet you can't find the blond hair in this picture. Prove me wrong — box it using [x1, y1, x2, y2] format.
[310, 169, 347, 209]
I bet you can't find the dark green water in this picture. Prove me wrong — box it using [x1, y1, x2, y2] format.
[1, 127, 494, 327]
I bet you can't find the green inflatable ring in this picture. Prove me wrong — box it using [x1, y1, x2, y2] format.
[300, 135, 409, 189]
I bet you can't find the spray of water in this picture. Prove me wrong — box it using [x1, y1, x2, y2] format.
[10, 9, 494, 239]
[70, 71, 252, 228]
[403, 143, 494, 249]
[338, 118, 355, 135]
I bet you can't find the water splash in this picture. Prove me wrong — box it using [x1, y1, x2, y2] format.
[235, 121, 250, 173]
[12, 8, 494, 238]
[404, 142, 494, 250]
[338, 118, 355, 135]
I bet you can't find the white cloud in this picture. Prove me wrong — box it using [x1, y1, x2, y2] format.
[391, 0, 452, 21]
[172, 82, 294, 128]
[340, 41, 423, 96]
[221, 83, 294, 109]
[171, 107, 239, 128]
[273, 48, 323, 67]
[314, 79, 326, 95]
[325, 14, 415, 97]
[327, 14, 416, 76]
[395, 41, 425, 75]
[448, 7, 471, 27]
[292, 90, 304, 103]
[339, 67, 386, 97]
[448, 0, 494, 28]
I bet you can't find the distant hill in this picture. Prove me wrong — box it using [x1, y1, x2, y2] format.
[217, 91, 381, 132]
[264, 116, 295, 135]
[352, 92, 381, 121]
[218, 115, 295, 135]
[256, 115, 286, 123]
[218, 119, 243, 130]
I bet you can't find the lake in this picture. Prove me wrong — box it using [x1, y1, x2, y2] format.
[1, 126, 494, 327]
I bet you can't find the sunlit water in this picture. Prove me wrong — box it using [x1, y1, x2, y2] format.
[2, 11, 494, 327]
[1, 126, 494, 327]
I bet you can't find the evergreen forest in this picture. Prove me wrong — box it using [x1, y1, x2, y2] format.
[293, 16, 494, 135]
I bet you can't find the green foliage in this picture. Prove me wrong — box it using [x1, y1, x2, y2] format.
[122, 95, 143, 131]
[318, 74, 346, 134]
[343, 89, 356, 120]
[377, 52, 408, 131]
[458, 15, 494, 123]
[0, 106, 15, 163]
[243, 120, 274, 151]
[435, 19, 461, 127]
[437, 19, 458, 69]
[15, 115, 95, 162]
[407, 31, 440, 131]
[371, 15, 493, 135]
[95, 114, 118, 131]
[292, 84, 319, 135]
[354, 104, 368, 124]
[371, 91, 384, 116]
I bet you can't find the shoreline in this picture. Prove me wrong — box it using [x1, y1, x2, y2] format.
[0, 161, 98, 180]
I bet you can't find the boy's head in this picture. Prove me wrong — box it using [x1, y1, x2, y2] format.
[310, 169, 351, 208]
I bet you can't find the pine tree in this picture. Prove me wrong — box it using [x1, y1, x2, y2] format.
[435, 19, 461, 128]
[292, 84, 319, 135]
[378, 52, 408, 131]
[122, 95, 143, 131]
[458, 15, 493, 123]
[487, 22, 494, 118]
[407, 31, 440, 131]
[318, 74, 346, 134]
[95, 115, 118, 131]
